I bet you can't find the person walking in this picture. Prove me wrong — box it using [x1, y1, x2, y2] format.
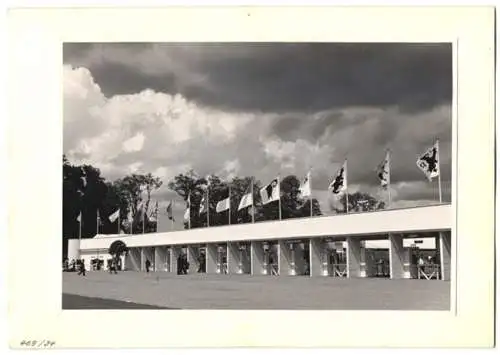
[145, 259, 151, 273]
[77, 259, 86, 276]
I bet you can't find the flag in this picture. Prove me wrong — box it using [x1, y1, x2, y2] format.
[238, 184, 253, 211]
[127, 208, 133, 222]
[183, 195, 191, 222]
[416, 141, 440, 181]
[216, 188, 231, 213]
[376, 151, 390, 188]
[199, 193, 208, 214]
[149, 201, 158, 222]
[299, 171, 312, 198]
[166, 201, 174, 221]
[329, 161, 347, 195]
[77, 212, 81, 222]
[260, 177, 280, 205]
[108, 209, 120, 223]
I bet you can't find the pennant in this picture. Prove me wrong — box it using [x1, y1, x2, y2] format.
[416, 141, 440, 181]
[260, 177, 280, 205]
[77, 212, 81, 222]
[108, 209, 120, 223]
[329, 161, 347, 195]
[166, 201, 175, 221]
[376, 151, 390, 188]
[298, 171, 312, 198]
[238, 184, 253, 211]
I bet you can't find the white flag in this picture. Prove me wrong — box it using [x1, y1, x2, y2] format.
[183, 195, 191, 221]
[329, 160, 347, 195]
[376, 151, 390, 188]
[199, 192, 207, 214]
[77, 212, 81, 222]
[260, 177, 280, 205]
[416, 141, 440, 181]
[238, 191, 253, 211]
[108, 209, 120, 223]
[299, 171, 312, 198]
[216, 197, 230, 213]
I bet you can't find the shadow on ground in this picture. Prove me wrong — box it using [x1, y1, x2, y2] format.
[63, 293, 178, 309]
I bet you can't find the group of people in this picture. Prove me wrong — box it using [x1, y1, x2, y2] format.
[62, 258, 86, 275]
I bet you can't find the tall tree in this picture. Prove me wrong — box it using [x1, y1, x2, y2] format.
[167, 170, 207, 229]
[62, 156, 108, 257]
[113, 173, 163, 233]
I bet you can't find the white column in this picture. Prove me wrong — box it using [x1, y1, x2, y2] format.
[309, 238, 323, 277]
[187, 245, 200, 274]
[127, 248, 141, 271]
[439, 231, 451, 281]
[206, 244, 218, 274]
[346, 237, 362, 278]
[389, 234, 406, 279]
[227, 242, 240, 274]
[241, 244, 251, 274]
[154, 246, 168, 272]
[278, 240, 289, 276]
[140, 248, 145, 272]
[294, 243, 306, 275]
[251, 241, 265, 275]
[170, 246, 182, 274]
[359, 242, 367, 277]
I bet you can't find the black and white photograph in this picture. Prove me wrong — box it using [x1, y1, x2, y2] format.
[62, 42, 453, 310]
[6, 6, 495, 350]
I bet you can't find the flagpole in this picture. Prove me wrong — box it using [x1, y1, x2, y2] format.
[142, 206, 145, 234]
[228, 184, 231, 225]
[345, 160, 349, 214]
[188, 193, 191, 230]
[251, 177, 255, 224]
[130, 205, 133, 235]
[309, 169, 313, 218]
[437, 139, 442, 203]
[387, 149, 392, 209]
[96, 209, 99, 235]
[278, 174, 282, 221]
[205, 176, 210, 228]
[207, 185, 210, 228]
[79, 213, 82, 240]
[171, 200, 175, 230]
[155, 202, 159, 232]
[118, 211, 120, 234]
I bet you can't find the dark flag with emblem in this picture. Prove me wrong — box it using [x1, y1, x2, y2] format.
[416, 141, 440, 181]
[166, 201, 174, 221]
[376, 150, 390, 188]
[329, 160, 347, 195]
[260, 177, 280, 205]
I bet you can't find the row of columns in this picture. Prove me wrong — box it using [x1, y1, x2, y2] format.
[121, 232, 451, 280]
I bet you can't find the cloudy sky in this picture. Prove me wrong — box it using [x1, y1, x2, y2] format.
[63, 42, 452, 226]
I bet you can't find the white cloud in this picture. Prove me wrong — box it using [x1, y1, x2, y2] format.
[122, 132, 145, 152]
[64, 65, 450, 210]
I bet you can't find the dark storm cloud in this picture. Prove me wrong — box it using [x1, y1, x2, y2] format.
[63, 42, 452, 113]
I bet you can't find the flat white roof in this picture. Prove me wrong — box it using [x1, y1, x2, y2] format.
[77, 204, 452, 251]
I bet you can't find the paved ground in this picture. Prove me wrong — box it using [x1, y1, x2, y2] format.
[62, 271, 450, 310]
